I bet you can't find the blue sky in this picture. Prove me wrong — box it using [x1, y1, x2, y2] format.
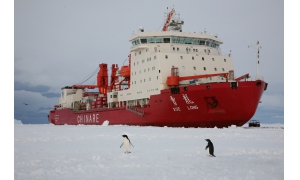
[12, 0, 284, 124]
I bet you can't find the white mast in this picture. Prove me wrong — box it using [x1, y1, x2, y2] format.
[248, 41, 262, 80]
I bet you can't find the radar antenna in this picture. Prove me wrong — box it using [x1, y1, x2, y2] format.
[248, 41, 262, 80]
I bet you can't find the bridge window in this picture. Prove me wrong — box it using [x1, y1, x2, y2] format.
[204, 67, 206, 70]
[163, 38, 170, 43]
[141, 39, 147, 44]
[214, 68, 217, 71]
[156, 38, 163, 43]
[172, 37, 179, 43]
[184, 38, 192, 44]
[192, 39, 200, 45]
[200, 40, 205, 45]
[179, 37, 185, 44]
[147, 37, 155, 43]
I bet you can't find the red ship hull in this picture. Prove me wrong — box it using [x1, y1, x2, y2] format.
[48, 80, 267, 128]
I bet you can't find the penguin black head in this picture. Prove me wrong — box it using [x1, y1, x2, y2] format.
[122, 134, 129, 140]
[205, 139, 211, 142]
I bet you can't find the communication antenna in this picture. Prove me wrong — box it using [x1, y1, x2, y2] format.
[248, 40, 262, 80]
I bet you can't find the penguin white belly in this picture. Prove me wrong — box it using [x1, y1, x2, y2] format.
[207, 147, 210, 156]
[123, 139, 131, 152]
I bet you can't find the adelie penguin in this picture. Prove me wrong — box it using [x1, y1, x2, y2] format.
[120, 134, 134, 153]
[205, 139, 216, 157]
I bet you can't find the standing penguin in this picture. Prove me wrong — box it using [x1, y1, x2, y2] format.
[205, 139, 216, 157]
[120, 134, 134, 153]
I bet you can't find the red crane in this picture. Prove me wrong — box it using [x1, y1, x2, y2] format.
[162, 8, 174, 31]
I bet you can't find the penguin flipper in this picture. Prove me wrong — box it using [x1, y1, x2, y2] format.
[205, 145, 208, 150]
[120, 143, 124, 148]
[130, 142, 134, 147]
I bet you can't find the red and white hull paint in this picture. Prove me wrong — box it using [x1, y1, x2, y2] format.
[48, 80, 266, 128]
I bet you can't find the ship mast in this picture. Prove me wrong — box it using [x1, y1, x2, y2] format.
[162, 7, 184, 32]
[248, 41, 262, 80]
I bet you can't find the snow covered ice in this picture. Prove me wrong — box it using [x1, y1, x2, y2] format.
[14, 124, 284, 180]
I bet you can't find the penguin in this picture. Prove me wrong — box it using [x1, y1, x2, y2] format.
[120, 134, 134, 153]
[205, 139, 216, 157]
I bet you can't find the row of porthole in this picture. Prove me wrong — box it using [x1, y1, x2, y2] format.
[165, 55, 227, 62]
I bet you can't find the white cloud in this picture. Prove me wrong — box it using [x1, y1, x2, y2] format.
[14, 90, 58, 113]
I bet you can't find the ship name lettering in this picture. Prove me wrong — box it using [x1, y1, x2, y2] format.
[77, 114, 99, 124]
[187, 105, 198, 110]
[170, 96, 177, 106]
[173, 107, 181, 111]
[182, 94, 194, 104]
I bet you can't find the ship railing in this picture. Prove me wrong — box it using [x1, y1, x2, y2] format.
[126, 106, 145, 116]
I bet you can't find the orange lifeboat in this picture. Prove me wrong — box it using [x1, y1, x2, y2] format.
[120, 65, 130, 77]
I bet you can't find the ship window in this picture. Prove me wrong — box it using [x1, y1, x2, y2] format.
[204, 67, 206, 70]
[163, 38, 170, 43]
[196, 49, 198, 52]
[180, 56, 183, 59]
[224, 59, 226, 62]
[159, 70, 160, 73]
[156, 38, 163, 43]
[139, 51, 141, 55]
[216, 44, 219, 48]
[113, 95, 117, 98]
[204, 49, 207, 53]
[157, 76, 158, 79]
[177, 47, 179, 51]
[184, 38, 192, 44]
[146, 49, 148, 52]
[139, 70, 141, 74]
[172, 37, 178, 43]
[135, 72, 136, 75]
[132, 41, 136, 46]
[134, 62, 135, 66]
[154, 56, 156, 59]
[173, 47, 175, 51]
[179, 37, 185, 44]
[142, 59, 145, 63]
[140, 80, 142, 83]
[222, 68, 225, 71]
[144, 79, 146, 82]
[144, 69, 146, 72]
[202, 57, 204, 60]
[192, 39, 200, 45]
[141, 39, 147, 44]
[182, 66, 185, 69]
[148, 68, 150, 71]
[193, 66, 196, 70]
[149, 78, 151, 81]
[110, 95, 112, 98]
[135, 81, 136, 84]
[148, 37, 155, 43]
[165, 55, 168, 59]
[214, 68, 217, 71]
[137, 61, 139, 65]
[192, 56, 194, 60]
[193, 49, 195, 52]
[212, 58, 214, 61]
[136, 39, 140, 45]
[200, 40, 205, 45]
